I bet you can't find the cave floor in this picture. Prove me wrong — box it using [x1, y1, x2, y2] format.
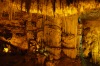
[0, 53, 99, 66]
[0, 54, 33, 66]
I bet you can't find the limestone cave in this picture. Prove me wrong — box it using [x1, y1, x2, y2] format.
[0, 0, 100, 66]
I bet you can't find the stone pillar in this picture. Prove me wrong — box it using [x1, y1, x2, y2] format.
[44, 16, 62, 60]
[62, 15, 78, 59]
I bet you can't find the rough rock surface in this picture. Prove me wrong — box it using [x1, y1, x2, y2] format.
[82, 19, 100, 64]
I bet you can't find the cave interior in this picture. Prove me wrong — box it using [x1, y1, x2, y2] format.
[0, 0, 100, 66]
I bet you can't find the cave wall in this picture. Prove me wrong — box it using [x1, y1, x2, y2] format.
[0, 20, 28, 49]
[82, 19, 100, 63]
[25, 13, 78, 59]
[0, 12, 78, 59]
[0, 0, 100, 64]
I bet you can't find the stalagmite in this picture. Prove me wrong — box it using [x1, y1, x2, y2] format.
[44, 16, 62, 60]
[61, 15, 78, 58]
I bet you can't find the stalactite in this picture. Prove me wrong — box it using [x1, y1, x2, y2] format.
[12, 0, 14, 2]
[96, 0, 100, 2]
[39, 0, 42, 13]
[25, 0, 32, 13]
[1, 0, 3, 2]
[60, 0, 62, 9]
[61, 0, 65, 9]
[73, 0, 78, 8]
[46, 0, 48, 20]
[52, 0, 56, 16]
[21, 0, 24, 12]
[37, 0, 39, 12]
[9, 0, 12, 20]
[46, 0, 48, 6]
[66, 0, 74, 6]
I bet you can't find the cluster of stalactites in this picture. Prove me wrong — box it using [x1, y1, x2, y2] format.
[23, 0, 100, 13]
[1, 0, 100, 14]
[20, 0, 85, 13]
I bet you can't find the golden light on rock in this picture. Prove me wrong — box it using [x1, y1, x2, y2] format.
[0, 0, 100, 66]
[3, 48, 9, 53]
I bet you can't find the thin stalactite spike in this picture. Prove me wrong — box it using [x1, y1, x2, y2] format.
[60, 0, 62, 9]
[12, 0, 14, 2]
[51, 0, 56, 17]
[25, 0, 32, 13]
[66, 0, 74, 6]
[21, 0, 24, 12]
[37, 0, 39, 12]
[46, 0, 48, 20]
